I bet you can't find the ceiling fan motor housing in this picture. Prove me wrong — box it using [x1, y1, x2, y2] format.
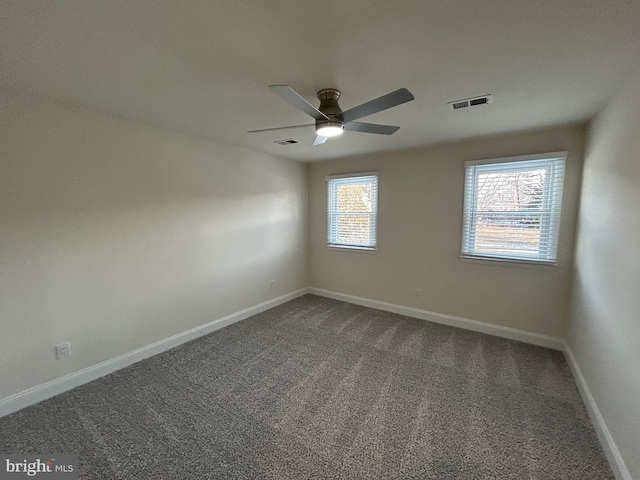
[316, 88, 344, 132]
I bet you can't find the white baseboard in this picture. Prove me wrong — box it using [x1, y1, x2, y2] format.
[562, 342, 631, 480]
[2, 286, 629, 480]
[308, 288, 629, 478]
[309, 288, 565, 350]
[0, 288, 309, 419]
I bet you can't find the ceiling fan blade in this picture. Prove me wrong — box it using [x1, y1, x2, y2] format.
[341, 88, 414, 123]
[344, 122, 400, 135]
[270, 85, 329, 121]
[247, 124, 313, 133]
[312, 135, 328, 146]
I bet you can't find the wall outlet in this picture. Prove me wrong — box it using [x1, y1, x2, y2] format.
[414, 289, 422, 299]
[270, 280, 276, 290]
[56, 342, 71, 360]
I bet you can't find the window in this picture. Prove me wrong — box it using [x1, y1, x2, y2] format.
[461, 152, 566, 265]
[327, 173, 378, 250]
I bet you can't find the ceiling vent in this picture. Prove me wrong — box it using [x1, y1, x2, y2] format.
[274, 138, 298, 145]
[448, 94, 492, 111]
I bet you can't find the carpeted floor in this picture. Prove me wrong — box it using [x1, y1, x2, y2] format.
[0, 295, 613, 479]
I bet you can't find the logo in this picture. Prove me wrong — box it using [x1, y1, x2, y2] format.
[0, 455, 77, 479]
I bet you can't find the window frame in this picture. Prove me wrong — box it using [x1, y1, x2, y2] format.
[460, 152, 567, 266]
[326, 172, 379, 252]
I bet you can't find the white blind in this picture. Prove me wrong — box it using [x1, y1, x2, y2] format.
[461, 153, 566, 264]
[327, 173, 378, 249]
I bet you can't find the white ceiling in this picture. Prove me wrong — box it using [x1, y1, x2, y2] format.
[1, 1, 639, 162]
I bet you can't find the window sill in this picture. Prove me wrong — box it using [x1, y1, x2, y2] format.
[327, 245, 377, 254]
[459, 255, 557, 270]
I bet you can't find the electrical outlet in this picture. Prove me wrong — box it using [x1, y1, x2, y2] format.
[270, 280, 276, 290]
[414, 289, 422, 299]
[56, 342, 71, 360]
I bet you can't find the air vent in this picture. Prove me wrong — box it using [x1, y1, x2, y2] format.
[274, 139, 298, 146]
[448, 94, 492, 111]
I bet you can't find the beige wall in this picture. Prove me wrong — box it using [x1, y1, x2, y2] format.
[568, 71, 640, 478]
[0, 89, 308, 399]
[309, 125, 586, 338]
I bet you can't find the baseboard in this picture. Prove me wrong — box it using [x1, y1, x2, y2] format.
[309, 288, 630, 477]
[2, 287, 629, 479]
[562, 341, 632, 480]
[309, 287, 565, 350]
[3, 287, 627, 480]
[0, 288, 309, 419]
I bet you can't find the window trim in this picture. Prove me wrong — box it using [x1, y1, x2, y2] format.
[326, 172, 378, 252]
[460, 151, 567, 266]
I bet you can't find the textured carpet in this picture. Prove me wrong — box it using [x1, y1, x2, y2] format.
[0, 295, 613, 479]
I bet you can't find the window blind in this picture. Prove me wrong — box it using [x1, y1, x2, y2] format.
[327, 173, 378, 249]
[461, 153, 566, 264]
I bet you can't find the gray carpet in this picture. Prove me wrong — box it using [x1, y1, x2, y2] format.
[0, 295, 613, 479]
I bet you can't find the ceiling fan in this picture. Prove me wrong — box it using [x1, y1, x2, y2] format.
[248, 85, 415, 146]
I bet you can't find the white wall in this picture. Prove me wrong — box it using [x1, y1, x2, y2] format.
[0, 89, 308, 400]
[568, 71, 640, 479]
[309, 125, 585, 338]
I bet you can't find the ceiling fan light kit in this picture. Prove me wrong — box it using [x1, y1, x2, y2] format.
[316, 123, 344, 137]
[248, 84, 415, 146]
